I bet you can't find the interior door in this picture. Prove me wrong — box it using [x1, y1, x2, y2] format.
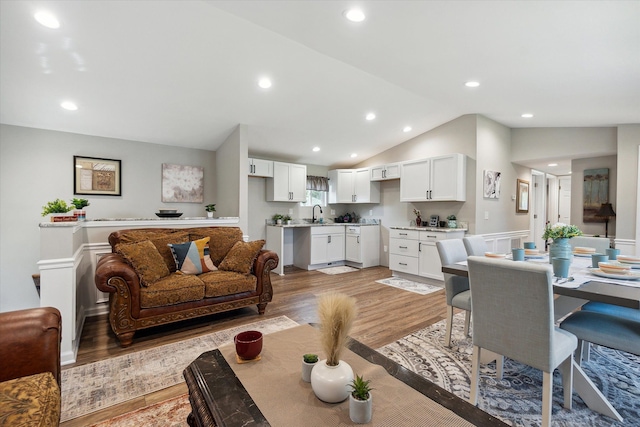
[531, 172, 547, 250]
[558, 176, 572, 224]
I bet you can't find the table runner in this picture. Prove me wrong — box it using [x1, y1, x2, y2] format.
[219, 324, 475, 427]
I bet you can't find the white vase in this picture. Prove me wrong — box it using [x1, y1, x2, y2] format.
[349, 393, 372, 424]
[207, 211, 214, 218]
[301, 360, 316, 383]
[310, 359, 354, 403]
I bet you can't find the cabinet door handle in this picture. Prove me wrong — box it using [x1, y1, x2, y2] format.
[427, 235, 437, 238]
[429, 190, 433, 199]
[399, 233, 408, 236]
[419, 242, 421, 252]
[328, 235, 331, 243]
[399, 246, 408, 249]
[357, 236, 360, 244]
[383, 170, 386, 178]
[399, 262, 408, 266]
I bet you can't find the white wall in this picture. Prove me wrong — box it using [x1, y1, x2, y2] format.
[616, 124, 639, 240]
[0, 124, 216, 312]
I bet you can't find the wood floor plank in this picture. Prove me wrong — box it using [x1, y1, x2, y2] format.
[60, 266, 447, 426]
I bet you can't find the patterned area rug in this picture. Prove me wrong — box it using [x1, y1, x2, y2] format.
[375, 277, 443, 295]
[61, 316, 298, 422]
[317, 265, 359, 274]
[378, 314, 640, 426]
[88, 394, 190, 427]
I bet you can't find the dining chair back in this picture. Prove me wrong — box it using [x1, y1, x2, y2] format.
[467, 256, 577, 427]
[435, 239, 471, 347]
[463, 235, 488, 256]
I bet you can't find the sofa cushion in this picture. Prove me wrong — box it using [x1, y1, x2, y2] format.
[140, 274, 205, 308]
[116, 230, 171, 245]
[0, 372, 60, 427]
[199, 270, 257, 298]
[150, 232, 189, 272]
[168, 237, 217, 275]
[189, 228, 243, 266]
[116, 240, 170, 286]
[219, 240, 265, 274]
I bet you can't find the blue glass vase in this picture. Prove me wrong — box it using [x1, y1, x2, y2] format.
[549, 238, 573, 264]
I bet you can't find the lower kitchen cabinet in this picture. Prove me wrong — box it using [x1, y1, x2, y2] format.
[389, 227, 465, 281]
[294, 226, 345, 270]
[345, 225, 380, 268]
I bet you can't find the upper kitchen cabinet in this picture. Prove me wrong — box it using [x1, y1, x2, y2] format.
[370, 162, 401, 181]
[267, 161, 307, 202]
[248, 158, 273, 177]
[328, 168, 380, 204]
[400, 154, 466, 202]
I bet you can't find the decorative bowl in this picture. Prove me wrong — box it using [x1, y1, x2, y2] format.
[158, 209, 178, 214]
[234, 330, 263, 360]
[598, 262, 631, 275]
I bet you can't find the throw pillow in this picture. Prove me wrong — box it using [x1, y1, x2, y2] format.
[168, 237, 217, 275]
[219, 240, 265, 274]
[116, 240, 170, 286]
[150, 232, 189, 272]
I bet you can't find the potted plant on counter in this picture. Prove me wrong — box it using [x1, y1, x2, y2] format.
[447, 214, 457, 228]
[272, 213, 284, 225]
[42, 199, 74, 222]
[301, 353, 318, 382]
[71, 198, 89, 221]
[205, 203, 216, 218]
[349, 374, 373, 423]
[283, 214, 292, 225]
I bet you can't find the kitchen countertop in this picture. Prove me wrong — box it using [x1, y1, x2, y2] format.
[391, 226, 468, 232]
[269, 220, 380, 228]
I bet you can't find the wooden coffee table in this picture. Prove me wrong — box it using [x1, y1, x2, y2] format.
[183, 326, 506, 427]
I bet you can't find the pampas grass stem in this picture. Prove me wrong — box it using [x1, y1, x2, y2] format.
[317, 292, 358, 366]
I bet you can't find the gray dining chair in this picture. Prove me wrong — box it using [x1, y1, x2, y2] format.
[435, 239, 472, 347]
[467, 256, 577, 427]
[569, 236, 610, 254]
[463, 235, 488, 256]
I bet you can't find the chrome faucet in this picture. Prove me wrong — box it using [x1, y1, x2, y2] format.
[312, 204, 323, 223]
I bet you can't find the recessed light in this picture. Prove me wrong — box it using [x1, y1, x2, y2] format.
[521, 113, 533, 118]
[60, 101, 78, 111]
[344, 9, 365, 22]
[34, 11, 60, 29]
[548, 163, 558, 167]
[403, 126, 412, 133]
[312, 147, 320, 152]
[258, 77, 272, 89]
[350, 153, 358, 158]
[365, 112, 376, 121]
[465, 81, 480, 88]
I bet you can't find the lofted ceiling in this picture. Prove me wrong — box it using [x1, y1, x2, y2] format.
[1, 1, 638, 172]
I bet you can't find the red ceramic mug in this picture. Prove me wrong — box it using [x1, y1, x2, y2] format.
[234, 330, 263, 360]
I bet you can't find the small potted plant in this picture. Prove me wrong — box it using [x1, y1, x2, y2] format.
[205, 203, 216, 218]
[272, 213, 284, 225]
[283, 214, 292, 225]
[447, 214, 457, 228]
[71, 198, 89, 221]
[42, 199, 74, 222]
[413, 209, 421, 227]
[301, 353, 318, 382]
[349, 374, 373, 424]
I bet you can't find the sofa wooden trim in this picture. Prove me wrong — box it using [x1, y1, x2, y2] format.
[95, 227, 279, 347]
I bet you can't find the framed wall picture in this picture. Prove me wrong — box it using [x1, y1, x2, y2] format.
[483, 170, 501, 198]
[74, 156, 121, 196]
[516, 179, 529, 213]
[161, 163, 204, 203]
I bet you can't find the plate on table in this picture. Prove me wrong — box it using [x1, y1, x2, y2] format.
[484, 252, 507, 259]
[156, 212, 183, 218]
[572, 252, 593, 258]
[618, 255, 640, 266]
[591, 269, 640, 281]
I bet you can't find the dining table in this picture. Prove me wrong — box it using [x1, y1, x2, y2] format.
[441, 252, 640, 423]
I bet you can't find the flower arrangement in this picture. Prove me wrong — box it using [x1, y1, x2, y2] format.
[542, 222, 583, 240]
[317, 292, 357, 366]
[413, 209, 421, 217]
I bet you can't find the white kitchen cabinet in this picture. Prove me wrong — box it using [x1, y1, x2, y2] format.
[267, 161, 307, 202]
[400, 154, 466, 202]
[345, 225, 380, 268]
[389, 227, 465, 281]
[293, 225, 345, 269]
[328, 168, 380, 204]
[370, 163, 401, 181]
[248, 158, 273, 177]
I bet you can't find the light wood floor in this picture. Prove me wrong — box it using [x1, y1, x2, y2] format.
[61, 266, 448, 426]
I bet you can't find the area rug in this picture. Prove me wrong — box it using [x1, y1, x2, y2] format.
[378, 314, 639, 426]
[375, 277, 443, 296]
[89, 394, 190, 427]
[317, 265, 359, 274]
[61, 315, 298, 422]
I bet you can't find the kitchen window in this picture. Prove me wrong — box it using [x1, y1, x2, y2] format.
[300, 175, 328, 207]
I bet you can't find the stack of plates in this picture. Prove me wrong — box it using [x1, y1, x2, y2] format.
[524, 248, 545, 259]
[598, 262, 632, 275]
[573, 247, 596, 257]
[617, 255, 640, 269]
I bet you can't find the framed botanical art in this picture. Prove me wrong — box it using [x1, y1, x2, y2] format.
[516, 179, 529, 213]
[74, 156, 121, 196]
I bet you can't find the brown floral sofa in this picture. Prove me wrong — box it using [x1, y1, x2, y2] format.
[0, 307, 62, 426]
[95, 227, 279, 347]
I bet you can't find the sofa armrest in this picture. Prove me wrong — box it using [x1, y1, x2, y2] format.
[95, 253, 142, 294]
[0, 307, 62, 386]
[253, 249, 279, 297]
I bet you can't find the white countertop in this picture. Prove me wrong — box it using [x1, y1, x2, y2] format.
[390, 226, 467, 232]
